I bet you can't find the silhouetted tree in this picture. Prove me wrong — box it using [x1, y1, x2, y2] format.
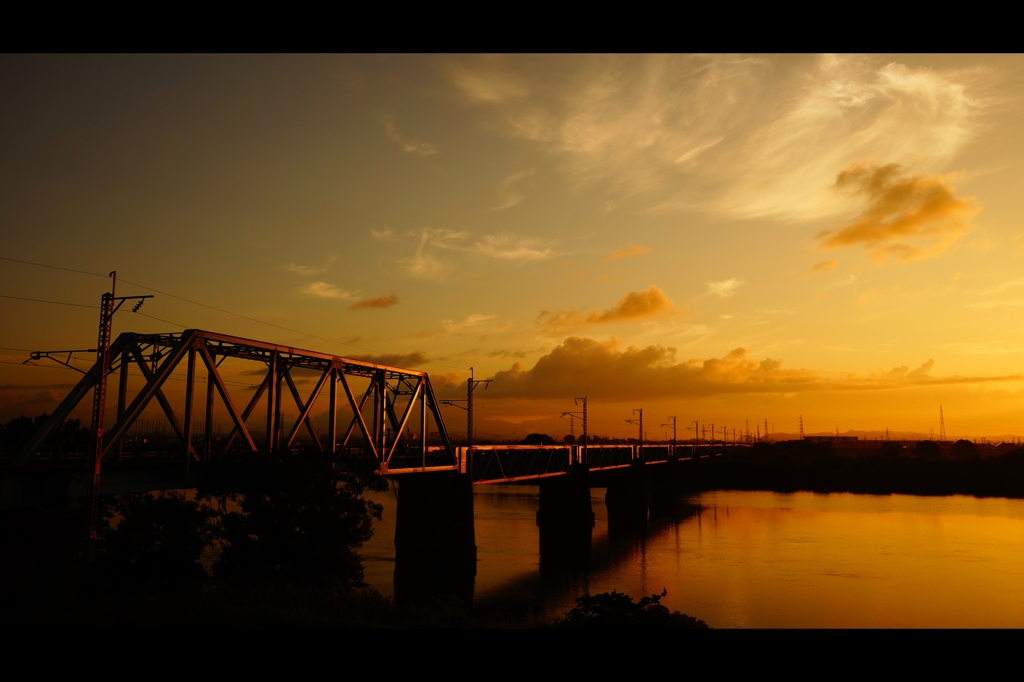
[951, 439, 979, 461]
[563, 434, 576, 444]
[96, 492, 215, 593]
[521, 433, 556, 446]
[199, 451, 384, 586]
[915, 440, 942, 459]
[558, 589, 708, 629]
[878, 441, 902, 458]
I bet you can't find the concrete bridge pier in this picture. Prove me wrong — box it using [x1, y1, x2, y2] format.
[605, 460, 650, 528]
[536, 465, 594, 571]
[393, 471, 476, 604]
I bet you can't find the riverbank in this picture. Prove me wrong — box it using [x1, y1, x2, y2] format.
[702, 441, 1024, 498]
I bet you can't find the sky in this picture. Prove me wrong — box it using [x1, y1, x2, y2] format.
[3, 54, 1024, 441]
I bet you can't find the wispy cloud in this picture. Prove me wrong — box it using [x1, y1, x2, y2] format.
[492, 170, 534, 210]
[415, 313, 511, 340]
[818, 163, 980, 262]
[450, 55, 987, 222]
[300, 282, 353, 299]
[370, 227, 395, 240]
[350, 351, 428, 367]
[350, 294, 399, 310]
[286, 262, 326, 276]
[706, 278, 743, 298]
[603, 243, 653, 263]
[810, 260, 837, 274]
[398, 228, 551, 278]
[380, 114, 439, 156]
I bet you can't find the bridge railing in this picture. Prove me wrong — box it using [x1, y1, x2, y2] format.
[458, 445, 572, 484]
[585, 444, 635, 470]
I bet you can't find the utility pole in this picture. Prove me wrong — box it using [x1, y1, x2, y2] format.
[83, 272, 152, 562]
[440, 367, 490, 479]
[626, 408, 643, 460]
[661, 416, 677, 447]
[561, 397, 588, 465]
[940, 405, 946, 441]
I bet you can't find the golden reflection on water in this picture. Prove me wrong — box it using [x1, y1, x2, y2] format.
[361, 487, 1024, 628]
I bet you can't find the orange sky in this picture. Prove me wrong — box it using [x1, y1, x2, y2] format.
[3, 54, 1024, 440]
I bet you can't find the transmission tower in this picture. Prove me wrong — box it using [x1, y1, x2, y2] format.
[939, 405, 946, 441]
[799, 415, 804, 438]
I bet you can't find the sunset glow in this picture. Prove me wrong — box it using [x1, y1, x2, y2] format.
[3, 54, 1024, 441]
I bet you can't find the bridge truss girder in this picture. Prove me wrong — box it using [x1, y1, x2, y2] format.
[14, 330, 456, 475]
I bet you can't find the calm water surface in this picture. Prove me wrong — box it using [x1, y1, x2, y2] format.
[361, 487, 1024, 627]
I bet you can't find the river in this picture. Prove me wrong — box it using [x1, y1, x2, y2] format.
[360, 486, 1024, 627]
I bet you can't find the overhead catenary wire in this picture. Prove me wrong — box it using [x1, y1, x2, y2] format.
[1, 255, 481, 377]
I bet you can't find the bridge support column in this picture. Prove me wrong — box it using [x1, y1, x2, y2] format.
[537, 466, 594, 570]
[605, 460, 649, 527]
[393, 471, 475, 604]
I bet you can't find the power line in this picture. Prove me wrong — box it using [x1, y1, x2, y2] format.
[2, 255, 474, 376]
[0, 294, 96, 309]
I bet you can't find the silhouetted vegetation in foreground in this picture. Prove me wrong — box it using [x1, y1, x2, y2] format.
[6, 449, 708, 627]
[704, 440, 1024, 497]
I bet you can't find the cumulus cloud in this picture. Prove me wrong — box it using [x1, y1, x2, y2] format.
[603, 244, 653, 262]
[380, 114, 439, 156]
[706, 278, 743, 298]
[819, 163, 980, 261]
[300, 282, 353, 299]
[350, 294, 399, 310]
[537, 286, 677, 333]
[489, 338, 818, 400]
[482, 339, 1022, 401]
[350, 351, 428, 367]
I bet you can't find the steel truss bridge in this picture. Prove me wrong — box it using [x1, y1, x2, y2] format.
[2, 328, 746, 508]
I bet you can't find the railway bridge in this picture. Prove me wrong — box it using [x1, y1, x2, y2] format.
[1, 329, 746, 583]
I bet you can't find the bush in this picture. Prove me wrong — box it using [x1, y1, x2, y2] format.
[557, 589, 708, 629]
[199, 451, 384, 587]
[97, 492, 215, 593]
[521, 433, 556, 446]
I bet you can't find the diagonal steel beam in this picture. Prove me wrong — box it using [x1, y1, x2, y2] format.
[422, 375, 455, 462]
[340, 380, 374, 448]
[197, 342, 257, 453]
[385, 378, 422, 463]
[283, 369, 323, 451]
[383, 384, 414, 460]
[130, 346, 189, 446]
[101, 332, 197, 461]
[223, 370, 271, 451]
[285, 368, 330, 448]
[338, 371, 378, 460]
[12, 335, 126, 465]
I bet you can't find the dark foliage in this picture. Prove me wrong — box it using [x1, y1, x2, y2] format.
[0, 414, 90, 461]
[703, 441, 1024, 497]
[521, 433, 556, 446]
[951, 439, 979, 461]
[198, 451, 384, 586]
[558, 589, 709, 629]
[915, 441, 942, 459]
[96, 492, 215, 593]
[563, 434, 576, 444]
